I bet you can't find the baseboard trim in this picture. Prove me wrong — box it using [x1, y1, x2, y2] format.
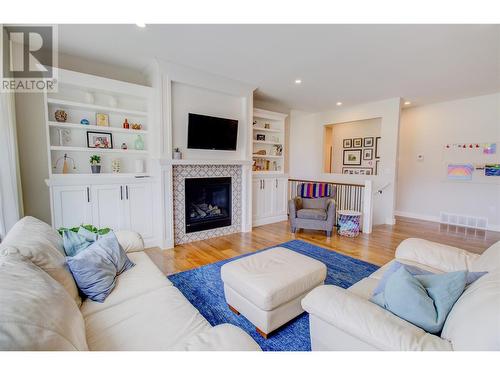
[253, 215, 288, 227]
[394, 210, 500, 232]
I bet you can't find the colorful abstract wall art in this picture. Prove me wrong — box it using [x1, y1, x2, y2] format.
[447, 164, 474, 180]
[485, 164, 500, 176]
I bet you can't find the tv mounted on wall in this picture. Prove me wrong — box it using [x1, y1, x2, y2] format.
[187, 113, 238, 151]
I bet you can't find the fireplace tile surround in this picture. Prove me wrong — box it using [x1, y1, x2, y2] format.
[173, 164, 242, 244]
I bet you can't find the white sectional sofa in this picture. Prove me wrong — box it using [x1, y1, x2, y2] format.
[302, 238, 500, 351]
[0, 217, 260, 351]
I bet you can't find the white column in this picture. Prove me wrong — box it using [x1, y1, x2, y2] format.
[362, 180, 373, 234]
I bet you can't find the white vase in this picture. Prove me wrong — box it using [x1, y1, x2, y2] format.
[108, 96, 118, 108]
[84, 92, 95, 104]
[135, 159, 145, 173]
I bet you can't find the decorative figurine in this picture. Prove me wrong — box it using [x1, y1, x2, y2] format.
[121, 142, 128, 150]
[123, 118, 130, 129]
[55, 109, 68, 122]
[134, 135, 144, 150]
[80, 119, 89, 125]
[131, 123, 142, 130]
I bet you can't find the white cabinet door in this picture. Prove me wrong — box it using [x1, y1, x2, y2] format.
[274, 178, 288, 216]
[261, 178, 275, 218]
[91, 184, 125, 231]
[123, 183, 154, 240]
[252, 179, 262, 220]
[52, 185, 92, 229]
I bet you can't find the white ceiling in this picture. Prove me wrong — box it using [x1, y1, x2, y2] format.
[58, 24, 500, 111]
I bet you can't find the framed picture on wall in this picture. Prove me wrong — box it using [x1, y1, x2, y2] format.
[343, 149, 362, 165]
[363, 148, 373, 160]
[363, 137, 374, 147]
[375, 137, 381, 158]
[343, 167, 373, 175]
[343, 139, 352, 148]
[353, 138, 363, 147]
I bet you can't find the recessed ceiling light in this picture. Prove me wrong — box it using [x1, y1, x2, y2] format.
[336, 102, 342, 106]
[136, 23, 146, 28]
[404, 101, 411, 105]
[294, 79, 302, 84]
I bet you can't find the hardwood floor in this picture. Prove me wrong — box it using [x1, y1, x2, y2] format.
[145, 216, 500, 276]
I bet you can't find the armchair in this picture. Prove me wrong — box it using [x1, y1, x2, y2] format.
[289, 183, 336, 237]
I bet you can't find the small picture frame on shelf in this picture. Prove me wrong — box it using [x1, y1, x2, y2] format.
[343, 139, 352, 148]
[87, 131, 113, 149]
[363, 137, 374, 147]
[363, 148, 373, 160]
[256, 134, 266, 141]
[343, 149, 362, 165]
[96, 113, 109, 127]
[353, 138, 363, 148]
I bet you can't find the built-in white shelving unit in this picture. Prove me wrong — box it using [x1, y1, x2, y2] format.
[252, 108, 287, 175]
[43, 68, 159, 247]
[44, 68, 154, 176]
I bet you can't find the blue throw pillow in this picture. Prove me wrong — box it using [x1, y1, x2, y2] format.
[372, 261, 487, 298]
[372, 267, 467, 333]
[62, 230, 93, 257]
[372, 261, 432, 296]
[66, 231, 134, 303]
[77, 226, 98, 242]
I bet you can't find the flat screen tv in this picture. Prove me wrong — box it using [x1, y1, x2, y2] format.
[187, 113, 238, 151]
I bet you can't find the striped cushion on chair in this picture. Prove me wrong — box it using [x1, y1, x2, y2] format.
[298, 183, 332, 198]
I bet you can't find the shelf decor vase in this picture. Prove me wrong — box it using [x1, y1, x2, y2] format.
[134, 135, 144, 150]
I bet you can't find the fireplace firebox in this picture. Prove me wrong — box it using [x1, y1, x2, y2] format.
[185, 177, 232, 233]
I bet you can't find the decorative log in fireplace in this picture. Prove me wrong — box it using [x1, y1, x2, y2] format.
[185, 177, 232, 233]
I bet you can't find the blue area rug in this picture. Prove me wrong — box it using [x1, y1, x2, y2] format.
[168, 239, 379, 351]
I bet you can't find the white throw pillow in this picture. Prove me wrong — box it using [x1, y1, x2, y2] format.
[441, 269, 500, 350]
[0, 254, 88, 350]
[470, 241, 500, 272]
[114, 230, 145, 253]
[0, 216, 81, 306]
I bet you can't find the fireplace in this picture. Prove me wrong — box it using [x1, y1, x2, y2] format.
[185, 177, 232, 233]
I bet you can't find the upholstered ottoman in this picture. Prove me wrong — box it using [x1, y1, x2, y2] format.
[221, 247, 327, 338]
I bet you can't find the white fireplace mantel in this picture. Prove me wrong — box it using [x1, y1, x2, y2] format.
[158, 158, 252, 166]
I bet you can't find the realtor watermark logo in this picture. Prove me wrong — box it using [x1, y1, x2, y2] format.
[1, 25, 58, 92]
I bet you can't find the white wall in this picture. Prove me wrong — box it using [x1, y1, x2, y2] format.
[397, 93, 500, 231]
[289, 98, 402, 226]
[330, 118, 382, 174]
[172, 82, 246, 160]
